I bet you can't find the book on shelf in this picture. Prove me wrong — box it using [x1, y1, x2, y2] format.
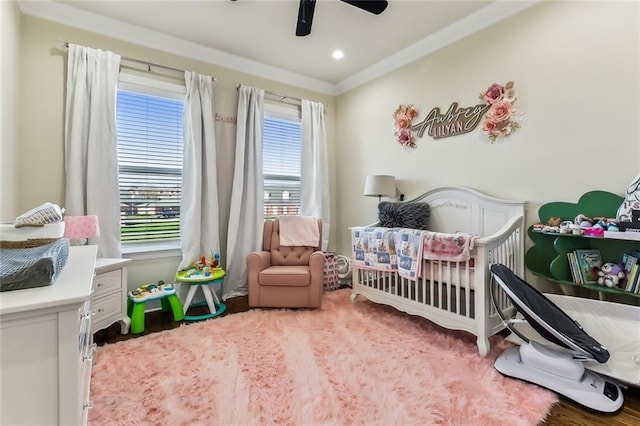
[622, 252, 639, 273]
[567, 252, 581, 284]
[627, 263, 639, 293]
[622, 252, 639, 292]
[574, 249, 603, 284]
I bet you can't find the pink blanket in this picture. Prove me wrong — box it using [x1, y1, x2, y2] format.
[422, 231, 476, 262]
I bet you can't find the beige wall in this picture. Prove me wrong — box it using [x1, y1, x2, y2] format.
[0, 1, 21, 219]
[334, 1, 640, 283]
[4, 1, 639, 291]
[11, 15, 337, 289]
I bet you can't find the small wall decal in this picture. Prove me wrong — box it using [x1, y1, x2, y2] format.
[215, 113, 237, 124]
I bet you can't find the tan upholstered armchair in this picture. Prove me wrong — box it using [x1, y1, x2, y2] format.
[247, 218, 324, 308]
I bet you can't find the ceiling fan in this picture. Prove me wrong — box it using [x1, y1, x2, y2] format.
[296, 0, 389, 37]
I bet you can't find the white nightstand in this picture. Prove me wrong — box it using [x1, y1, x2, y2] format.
[93, 258, 132, 334]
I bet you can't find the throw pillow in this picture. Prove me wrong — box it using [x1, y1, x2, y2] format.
[378, 202, 430, 230]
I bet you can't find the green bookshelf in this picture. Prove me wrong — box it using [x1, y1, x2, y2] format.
[525, 191, 640, 299]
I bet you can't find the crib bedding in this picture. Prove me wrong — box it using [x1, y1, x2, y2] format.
[350, 186, 526, 357]
[351, 226, 476, 281]
[421, 261, 477, 290]
[351, 227, 398, 271]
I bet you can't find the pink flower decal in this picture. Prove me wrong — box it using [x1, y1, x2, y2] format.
[406, 106, 418, 120]
[393, 104, 419, 148]
[479, 81, 523, 143]
[394, 116, 410, 129]
[482, 83, 504, 105]
[482, 119, 498, 133]
[487, 100, 512, 122]
[397, 129, 413, 147]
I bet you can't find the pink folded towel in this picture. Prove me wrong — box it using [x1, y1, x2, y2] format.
[279, 216, 319, 247]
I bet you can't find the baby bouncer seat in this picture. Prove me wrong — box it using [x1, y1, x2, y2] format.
[489, 263, 624, 413]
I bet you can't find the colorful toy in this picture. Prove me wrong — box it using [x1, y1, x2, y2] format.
[575, 214, 619, 235]
[127, 279, 184, 334]
[596, 263, 626, 288]
[184, 252, 222, 278]
[128, 280, 176, 301]
[591, 217, 619, 232]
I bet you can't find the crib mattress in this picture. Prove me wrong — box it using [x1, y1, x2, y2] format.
[421, 262, 476, 290]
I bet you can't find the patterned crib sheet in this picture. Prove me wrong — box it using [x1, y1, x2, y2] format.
[351, 227, 477, 279]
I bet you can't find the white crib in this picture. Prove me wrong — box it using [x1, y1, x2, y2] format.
[350, 186, 526, 356]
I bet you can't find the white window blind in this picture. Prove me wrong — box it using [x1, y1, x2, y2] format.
[116, 80, 184, 244]
[263, 105, 302, 218]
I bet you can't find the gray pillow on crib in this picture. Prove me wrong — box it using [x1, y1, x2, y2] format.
[378, 202, 430, 230]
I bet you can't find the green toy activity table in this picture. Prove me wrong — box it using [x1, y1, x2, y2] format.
[175, 268, 227, 321]
[127, 285, 184, 334]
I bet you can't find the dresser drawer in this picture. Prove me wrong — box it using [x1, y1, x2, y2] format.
[93, 270, 122, 298]
[91, 292, 123, 333]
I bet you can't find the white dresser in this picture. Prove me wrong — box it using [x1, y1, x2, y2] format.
[0, 245, 97, 426]
[93, 257, 131, 334]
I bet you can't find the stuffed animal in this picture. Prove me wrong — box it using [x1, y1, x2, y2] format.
[547, 217, 562, 227]
[577, 215, 619, 236]
[597, 263, 626, 288]
[574, 214, 594, 228]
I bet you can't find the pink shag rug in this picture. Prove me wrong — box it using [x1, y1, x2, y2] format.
[89, 289, 557, 425]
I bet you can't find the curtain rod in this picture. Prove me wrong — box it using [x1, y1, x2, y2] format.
[56, 42, 216, 80]
[235, 83, 302, 105]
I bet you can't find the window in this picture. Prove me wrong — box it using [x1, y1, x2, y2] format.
[116, 74, 185, 249]
[263, 103, 302, 218]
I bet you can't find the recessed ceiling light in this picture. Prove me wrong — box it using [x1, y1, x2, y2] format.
[332, 49, 344, 60]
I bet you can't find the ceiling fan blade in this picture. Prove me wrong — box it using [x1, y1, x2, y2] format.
[341, 0, 388, 15]
[296, 0, 316, 37]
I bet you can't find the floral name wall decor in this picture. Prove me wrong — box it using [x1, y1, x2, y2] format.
[393, 104, 419, 147]
[392, 80, 523, 146]
[480, 81, 522, 143]
[411, 102, 489, 140]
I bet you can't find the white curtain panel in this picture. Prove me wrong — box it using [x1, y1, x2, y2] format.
[224, 85, 265, 300]
[301, 100, 330, 251]
[179, 71, 220, 270]
[64, 44, 121, 258]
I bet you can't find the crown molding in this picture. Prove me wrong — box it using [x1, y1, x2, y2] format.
[336, 0, 541, 94]
[18, 0, 540, 97]
[17, 0, 339, 96]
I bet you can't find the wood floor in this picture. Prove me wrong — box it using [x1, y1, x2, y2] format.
[94, 296, 639, 426]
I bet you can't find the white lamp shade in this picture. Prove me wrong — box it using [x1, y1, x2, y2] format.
[364, 175, 396, 198]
